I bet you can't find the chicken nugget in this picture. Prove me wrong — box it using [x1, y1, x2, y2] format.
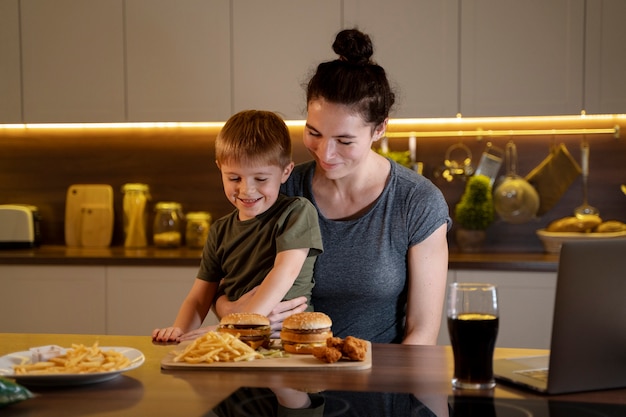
[312, 346, 342, 364]
[326, 337, 344, 350]
[342, 336, 367, 361]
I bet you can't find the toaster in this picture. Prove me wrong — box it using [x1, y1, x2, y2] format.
[0, 204, 41, 249]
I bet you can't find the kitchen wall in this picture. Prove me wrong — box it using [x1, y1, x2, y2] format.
[2, 117, 624, 253]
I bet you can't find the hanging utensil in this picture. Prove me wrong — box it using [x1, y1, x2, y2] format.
[574, 136, 599, 218]
[493, 141, 540, 224]
[474, 141, 503, 186]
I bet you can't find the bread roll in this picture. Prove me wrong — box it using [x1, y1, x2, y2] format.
[595, 220, 626, 233]
[546, 215, 602, 233]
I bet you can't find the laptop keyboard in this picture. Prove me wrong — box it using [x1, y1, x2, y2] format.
[514, 368, 549, 382]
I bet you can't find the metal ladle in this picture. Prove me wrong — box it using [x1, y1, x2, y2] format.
[574, 136, 599, 218]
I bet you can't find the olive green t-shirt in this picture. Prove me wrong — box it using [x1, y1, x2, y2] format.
[197, 194, 323, 308]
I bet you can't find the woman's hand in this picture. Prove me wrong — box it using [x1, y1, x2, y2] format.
[267, 297, 308, 337]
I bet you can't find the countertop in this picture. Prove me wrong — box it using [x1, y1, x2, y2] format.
[0, 245, 560, 271]
[2, 333, 625, 417]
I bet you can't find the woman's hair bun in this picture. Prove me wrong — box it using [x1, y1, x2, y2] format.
[332, 29, 373, 65]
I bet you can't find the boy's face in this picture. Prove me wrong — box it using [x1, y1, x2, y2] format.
[218, 160, 294, 221]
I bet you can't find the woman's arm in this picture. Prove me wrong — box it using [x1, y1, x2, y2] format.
[403, 224, 449, 345]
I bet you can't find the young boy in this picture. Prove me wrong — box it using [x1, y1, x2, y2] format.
[152, 110, 323, 343]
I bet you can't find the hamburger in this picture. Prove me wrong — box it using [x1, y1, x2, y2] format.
[217, 313, 271, 349]
[280, 312, 333, 354]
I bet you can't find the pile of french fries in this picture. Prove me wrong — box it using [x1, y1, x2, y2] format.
[13, 342, 131, 375]
[173, 332, 264, 364]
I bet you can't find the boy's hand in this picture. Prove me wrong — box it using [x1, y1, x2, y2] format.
[152, 326, 184, 343]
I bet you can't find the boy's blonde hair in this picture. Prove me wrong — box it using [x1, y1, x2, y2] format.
[216, 110, 292, 168]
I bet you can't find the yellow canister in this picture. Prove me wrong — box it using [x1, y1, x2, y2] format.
[121, 183, 150, 248]
[185, 211, 212, 249]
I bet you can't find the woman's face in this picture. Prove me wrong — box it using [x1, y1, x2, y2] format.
[304, 98, 384, 180]
[218, 160, 293, 221]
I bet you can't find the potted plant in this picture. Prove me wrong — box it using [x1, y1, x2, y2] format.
[454, 174, 495, 252]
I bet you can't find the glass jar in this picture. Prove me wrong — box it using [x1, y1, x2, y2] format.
[153, 202, 183, 248]
[121, 183, 150, 248]
[185, 211, 212, 249]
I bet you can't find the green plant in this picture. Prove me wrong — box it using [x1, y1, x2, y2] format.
[455, 174, 495, 230]
[375, 148, 412, 168]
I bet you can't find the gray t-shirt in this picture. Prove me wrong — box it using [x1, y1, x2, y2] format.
[281, 160, 451, 343]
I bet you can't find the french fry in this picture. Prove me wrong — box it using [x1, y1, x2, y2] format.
[13, 342, 131, 375]
[173, 331, 263, 364]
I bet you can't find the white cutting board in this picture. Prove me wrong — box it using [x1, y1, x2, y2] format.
[65, 184, 114, 247]
[161, 341, 372, 371]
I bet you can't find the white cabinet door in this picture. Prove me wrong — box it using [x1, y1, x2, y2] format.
[460, 0, 585, 116]
[106, 266, 218, 336]
[0, 0, 21, 123]
[20, 0, 125, 122]
[584, 0, 626, 114]
[0, 265, 106, 334]
[232, 1, 341, 119]
[455, 270, 557, 349]
[125, 0, 231, 122]
[344, 0, 459, 118]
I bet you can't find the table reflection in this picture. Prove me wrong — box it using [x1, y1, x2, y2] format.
[208, 388, 626, 417]
[450, 396, 626, 417]
[207, 387, 437, 417]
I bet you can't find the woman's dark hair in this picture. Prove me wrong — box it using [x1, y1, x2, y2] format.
[306, 29, 395, 127]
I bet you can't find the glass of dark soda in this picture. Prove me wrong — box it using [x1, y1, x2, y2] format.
[447, 282, 499, 390]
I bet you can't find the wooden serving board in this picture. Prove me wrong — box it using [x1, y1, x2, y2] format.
[160, 341, 372, 371]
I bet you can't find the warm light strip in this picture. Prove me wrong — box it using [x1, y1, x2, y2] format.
[385, 126, 620, 139]
[0, 121, 226, 130]
[1, 114, 624, 132]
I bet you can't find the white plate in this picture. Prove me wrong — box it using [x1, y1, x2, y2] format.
[0, 347, 145, 387]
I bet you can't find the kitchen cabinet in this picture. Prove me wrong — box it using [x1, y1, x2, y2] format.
[125, 0, 231, 122]
[0, 265, 106, 334]
[584, 0, 626, 114]
[441, 270, 557, 349]
[0, 0, 21, 123]
[231, 0, 341, 119]
[344, 0, 459, 118]
[20, 0, 126, 123]
[6, 2, 626, 123]
[106, 266, 218, 335]
[0, 265, 218, 335]
[460, 0, 585, 117]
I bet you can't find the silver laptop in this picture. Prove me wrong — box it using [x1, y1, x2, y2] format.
[494, 238, 626, 394]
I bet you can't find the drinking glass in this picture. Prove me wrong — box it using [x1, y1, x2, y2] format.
[447, 282, 499, 390]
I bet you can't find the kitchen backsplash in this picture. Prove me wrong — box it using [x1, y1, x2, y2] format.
[1, 120, 624, 253]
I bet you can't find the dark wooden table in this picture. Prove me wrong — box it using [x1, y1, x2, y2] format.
[2, 333, 625, 416]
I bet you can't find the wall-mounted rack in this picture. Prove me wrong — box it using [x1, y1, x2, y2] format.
[384, 125, 620, 139]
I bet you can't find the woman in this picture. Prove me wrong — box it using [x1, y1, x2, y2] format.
[214, 28, 451, 345]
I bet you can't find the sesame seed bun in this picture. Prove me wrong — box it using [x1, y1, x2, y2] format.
[219, 312, 270, 327]
[282, 312, 332, 330]
[218, 313, 271, 349]
[280, 312, 333, 354]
